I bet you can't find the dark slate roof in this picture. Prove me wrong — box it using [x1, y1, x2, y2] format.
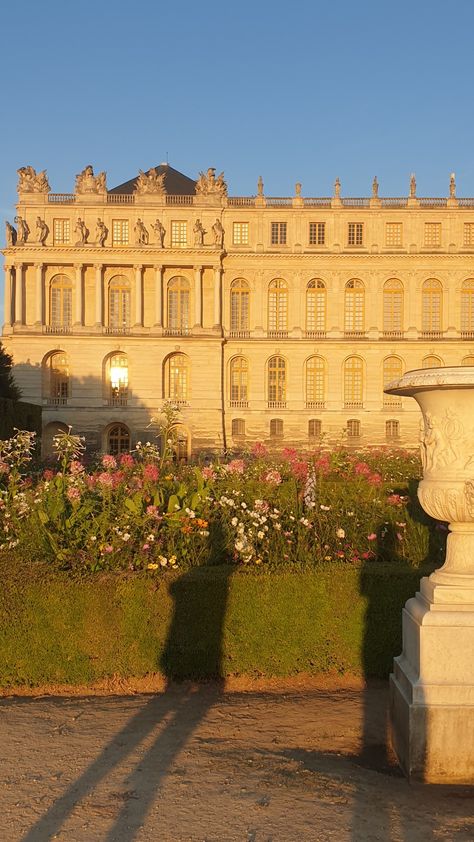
[109, 163, 196, 195]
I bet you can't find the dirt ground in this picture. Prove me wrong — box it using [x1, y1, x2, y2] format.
[1, 678, 473, 842]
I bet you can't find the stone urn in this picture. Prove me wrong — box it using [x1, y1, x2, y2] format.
[385, 366, 474, 783]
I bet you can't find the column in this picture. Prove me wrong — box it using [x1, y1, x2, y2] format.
[154, 265, 163, 327]
[35, 263, 44, 325]
[3, 265, 12, 328]
[74, 264, 83, 326]
[14, 263, 23, 325]
[95, 264, 103, 326]
[194, 265, 202, 327]
[134, 265, 143, 327]
[213, 265, 222, 328]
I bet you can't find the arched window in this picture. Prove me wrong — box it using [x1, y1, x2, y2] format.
[267, 356, 286, 407]
[343, 356, 363, 408]
[164, 353, 189, 403]
[383, 356, 403, 408]
[268, 279, 288, 335]
[109, 276, 130, 332]
[229, 356, 249, 406]
[461, 280, 474, 337]
[232, 418, 245, 437]
[422, 279, 442, 336]
[167, 276, 190, 333]
[422, 355, 443, 369]
[50, 274, 72, 330]
[43, 351, 69, 404]
[347, 419, 361, 439]
[230, 278, 250, 334]
[308, 418, 322, 438]
[106, 353, 129, 406]
[344, 279, 365, 335]
[383, 279, 404, 336]
[462, 355, 474, 366]
[306, 279, 326, 337]
[305, 356, 326, 408]
[107, 423, 130, 456]
[386, 419, 400, 440]
[270, 418, 283, 438]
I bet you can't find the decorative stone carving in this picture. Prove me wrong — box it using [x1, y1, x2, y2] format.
[450, 172, 456, 198]
[193, 219, 206, 246]
[5, 221, 17, 247]
[75, 165, 107, 194]
[295, 182, 302, 197]
[36, 217, 49, 246]
[334, 177, 341, 198]
[409, 173, 416, 198]
[95, 219, 108, 247]
[17, 166, 50, 193]
[372, 176, 379, 198]
[212, 218, 224, 248]
[195, 167, 227, 197]
[134, 219, 149, 246]
[257, 176, 264, 196]
[134, 168, 166, 195]
[14, 216, 29, 245]
[74, 218, 89, 245]
[151, 218, 166, 247]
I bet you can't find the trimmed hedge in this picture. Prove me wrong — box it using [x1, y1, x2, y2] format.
[0, 398, 42, 440]
[0, 559, 433, 688]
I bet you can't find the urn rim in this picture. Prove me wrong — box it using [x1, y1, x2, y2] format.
[385, 365, 474, 396]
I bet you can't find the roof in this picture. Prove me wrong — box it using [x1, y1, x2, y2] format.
[109, 163, 196, 195]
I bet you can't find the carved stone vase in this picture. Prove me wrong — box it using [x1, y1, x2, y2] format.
[386, 367, 474, 782]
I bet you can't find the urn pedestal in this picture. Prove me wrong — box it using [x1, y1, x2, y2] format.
[386, 367, 474, 783]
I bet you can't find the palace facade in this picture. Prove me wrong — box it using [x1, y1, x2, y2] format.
[3, 163, 474, 457]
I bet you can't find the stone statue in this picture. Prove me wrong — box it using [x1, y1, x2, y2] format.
[14, 215, 30, 244]
[17, 166, 50, 193]
[74, 218, 89, 245]
[134, 218, 149, 245]
[372, 176, 379, 198]
[195, 167, 228, 197]
[5, 221, 17, 247]
[295, 182, 302, 197]
[36, 217, 49, 246]
[212, 218, 224, 248]
[193, 219, 206, 246]
[95, 218, 108, 247]
[410, 173, 416, 198]
[450, 172, 456, 198]
[334, 177, 341, 198]
[257, 176, 264, 196]
[75, 165, 107, 194]
[151, 218, 166, 247]
[134, 168, 166, 195]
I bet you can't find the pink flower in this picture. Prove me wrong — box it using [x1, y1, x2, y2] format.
[111, 470, 125, 487]
[201, 466, 216, 481]
[226, 459, 245, 475]
[142, 543, 150, 551]
[119, 453, 134, 468]
[368, 473, 382, 486]
[143, 464, 160, 482]
[69, 460, 84, 475]
[367, 533, 377, 541]
[43, 469, 54, 481]
[262, 469, 282, 485]
[97, 472, 114, 488]
[291, 460, 309, 481]
[146, 504, 160, 518]
[85, 473, 97, 489]
[354, 462, 371, 476]
[251, 442, 268, 458]
[104, 544, 114, 553]
[282, 447, 298, 462]
[387, 494, 403, 506]
[0, 461, 9, 475]
[66, 486, 81, 502]
[101, 454, 117, 470]
[314, 456, 330, 474]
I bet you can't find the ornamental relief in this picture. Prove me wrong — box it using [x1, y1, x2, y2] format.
[418, 482, 471, 523]
[419, 409, 474, 474]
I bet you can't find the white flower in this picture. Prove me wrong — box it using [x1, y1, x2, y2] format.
[231, 517, 238, 526]
[122, 532, 131, 542]
[336, 528, 345, 539]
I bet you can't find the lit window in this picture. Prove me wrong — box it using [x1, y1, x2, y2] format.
[271, 222, 287, 245]
[107, 353, 128, 406]
[171, 221, 187, 248]
[230, 279, 250, 332]
[232, 418, 245, 437]
[53, 219, 70, 245]
[268, 279, 288, 333]
[347, 419, 361, 438]
[308, 419, 322, 438]
[344, 280, 365, 334]
[306, 280, 326, 334]
[461, 280, 474, 335]
[348, 222, 363, 246]
[309, 222, 325, 245]
[464, 224, 474, 246]
[167, 276, 190, 332]
[107, 424, 130, 456]
[422, 279, 442, 334]
[50, 275, 72, 329]
[230, 356, 248, 404]
[109, 276, 130, 331]
[306, 356, 325, 408]
[424, 223, 441, 247]
[383, 356, 403, 407]
[267, 356, 286, 405]
[112, 220, 129, 246]
[270, 418, 283, 438]
[422, 355, 443, 368]
[164, 353, 189, 402]
[385, 223, 402, 247]
[233, 222, 249, 245]
[344, 357, 363, 408]
[383, 279, 404, 335]
[44, 351, 69, 404]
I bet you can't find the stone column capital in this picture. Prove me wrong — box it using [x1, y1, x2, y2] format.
[34, 262, 44, 271]
[74, 263, 84, 272]
[134, 264, 143, 272]
[193, 265, 203, 273]
[95, 264, 103, 273]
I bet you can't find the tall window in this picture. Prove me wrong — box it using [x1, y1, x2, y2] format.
[385, 223, 402, 247]
[306, 279, 326, 336]
[383, 356, 403, 408]
[50, 275, 72, 329]
[422, 355, 443, 369]
[53, 219, 70, 245]
[171, 221, 187, 247]
[344, 280, 365, 334]
[167, 276, 190, 332]
[232, 418, 245, 437]
[109, 276, 130, 331]
[308, 419, 322, 438]
[347, 419, 361, 439]
[461, 280, 474, 336]
[309, 222, 325, 245]
[107, 424, 130, 455]
[44, 351, 69, 404]
[233, 223, 249, 245]
[270, 418, 284, 438]
[271, 222, 287, 245]
[305, 356, 325, 408]
[383, 279, 404, 335]
[422, 279, 442, 335]
[424, 223, 441, 247]
[267, 356, 286, 406]
[112, 220, 129, 246]
[344, 356, 363, 408]
[386, 419, 400, 440]
[348, 222, 363, 246]
[106, 353, 129, 406]
[164, 353, 189, 403]
[230, 278, 250, 333]
[268, 279, 288, 333]
[463, 223, 474, 246]
[229, 356, 249, 405]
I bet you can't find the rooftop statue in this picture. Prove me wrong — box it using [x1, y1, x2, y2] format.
[334, 177, 341, 198]
[134, 168, 166, 195]
[372, 176, 379, 198]
[95, 218, 108, 247]
[17, 166, 50, 194]
[212, 218, 224, 248]
[193, 218, 206, 246]
[257, 175, 264, 196]
[5, 221, 17, 247]
[15, 215, 30, 244]
[75, 165, 107, 194]
[36, 217, 49, 246]
[195, 167, 228, 197]
[151, 218, 166, 247]
[74, 218, 89, 245]
[410, 173, 416, 198]
[134, 218, 149, 246]
[450, 172, 456, 198]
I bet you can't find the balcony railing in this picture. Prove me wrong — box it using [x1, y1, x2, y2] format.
[265, 197, 293, 207]
[303, 197, 332, 207]
[419, 198, 447, 207]
[383, 398, 402, 410]
[106, 396, 128, 407]
[164, 327, 192, 336]
[341, 198, 370, 207]
[228, 330, 250, 339]
[344, 330, 366, 338]
[48, 193, 75, 203]
[104, 326, 131, 335]
[44, 324, 72, 334]
[267, 400, 287, 409]
[228, 197, 256, 207]
[305, 330, 327, 339]
[268, 330, 288, 339]
[107, 193, 135, 204]
[344, 401, 363, 410]
[46, 397, 68, 406]
[166, 195, 194, 205]
[306, 401, 325, 410]
[229, 400, 249, 409]
[382, 330, 404, 339]
[420, 330, 443, 339]
[381, 198, 408, 207]
[461, 331, 474, 339]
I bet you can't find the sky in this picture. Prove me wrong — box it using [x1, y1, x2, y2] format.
[2, 0, 474, 316]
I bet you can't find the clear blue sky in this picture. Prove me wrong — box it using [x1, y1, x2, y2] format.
[2, 0, 474, 314]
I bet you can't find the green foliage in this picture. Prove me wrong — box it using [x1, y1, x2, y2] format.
[0, 344, 21, 401]
[0, 398, 41, 440]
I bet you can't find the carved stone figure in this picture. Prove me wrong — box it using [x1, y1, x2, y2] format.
[295, 182, 302, 197]
[151, 218, 166, 247]
[334, 177, 341, 198]
[17, 166, 50, 193]
[193, 219, 206, 246]
[212, 218, 224, 248]
[36, 217, 49, 246]
[257, 176, 264, 196]
[95, 218, 108, 247]
[5, 221, 17, 247]
[134, 168, 166, 195]
[134, 218, 149, 245]
[195, 167, 228, 197]
[410, 173, 416, 198]
[74, 218, 89, 245]
[14, 215, 30, 244]
[450, 172, 456, 198]
[75, 165, 107, 194]
[372, 176, 379, 198]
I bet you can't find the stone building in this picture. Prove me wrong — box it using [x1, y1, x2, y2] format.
[3, 164, 474, 457]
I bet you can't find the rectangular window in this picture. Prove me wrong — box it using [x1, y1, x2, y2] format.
[464, 223, 474, 246]
[112, 219, 129, 246]
[233, 222, 249, 245]
[171, 221, 187, 248]
[309, 222, 325, 245]
[271, 222, 287, 245]
[424, 223, 441, 247]
[347, 222, 363, 246]
[385, 223, 402, 247]
[53, 219, 70, 245]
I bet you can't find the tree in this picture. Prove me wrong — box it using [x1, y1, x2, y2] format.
[0, 343, 21, 400]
